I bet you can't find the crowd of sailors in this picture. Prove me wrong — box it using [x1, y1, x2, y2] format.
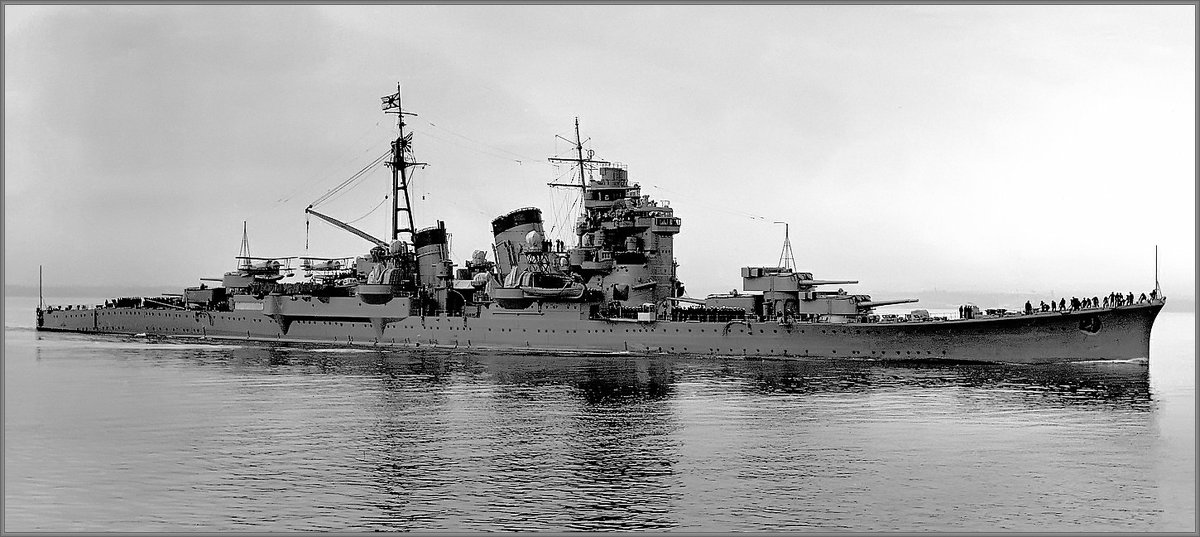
[39, 304, 91, 312]
[959, 289, 1161, 319]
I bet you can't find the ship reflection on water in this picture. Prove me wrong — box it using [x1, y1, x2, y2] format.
[18, 333, 1172, 531]
[736, 358, 1151, 409]
[191, 341, 1156, 530]
[204, 342, 1151, 410]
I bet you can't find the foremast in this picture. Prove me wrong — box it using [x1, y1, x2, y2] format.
[381, 85, 424, 243]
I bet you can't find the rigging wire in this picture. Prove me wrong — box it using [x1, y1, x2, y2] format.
[424, 120, 541, 163]
[647, 183, 769, 222]
[308, 150, 390, 208]
[561, 195, 581, 237]
[275, 118, 389, 205]
[545, 184, 583, 245]
[547, 190, 561, 235]
[547, 188, 567, 236]
[317, 164, 382, 208]
[345, 196, 390, 225]
[408, 165, 422, 201]
[412, 126, 529, 166]
[244, 142, 390, 228]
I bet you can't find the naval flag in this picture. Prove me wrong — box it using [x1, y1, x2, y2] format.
[381, 92, 400, 111]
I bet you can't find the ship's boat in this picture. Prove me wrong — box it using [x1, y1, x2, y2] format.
[33, 84, 1167, 365]
[490, 268, 585, 308]
[516, 271, 585, 299]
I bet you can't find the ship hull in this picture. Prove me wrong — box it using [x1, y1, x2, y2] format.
[37, 300, 1163, 364]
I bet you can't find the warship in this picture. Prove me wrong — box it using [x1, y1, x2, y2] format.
[37, 86, 1165, 364]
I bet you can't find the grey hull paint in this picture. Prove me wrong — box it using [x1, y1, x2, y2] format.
[38, 301, 1162, 364]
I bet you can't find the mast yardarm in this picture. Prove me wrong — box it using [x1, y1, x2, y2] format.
[547, 117, 610, 245]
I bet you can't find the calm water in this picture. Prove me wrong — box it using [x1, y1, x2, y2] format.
[4, 297, 1195, 531]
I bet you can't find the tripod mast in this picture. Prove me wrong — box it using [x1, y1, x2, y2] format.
[381, 84, 425, 242]
[774, 221, 795, 271]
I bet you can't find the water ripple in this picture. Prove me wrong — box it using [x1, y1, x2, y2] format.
[4, 319, 1194, 531]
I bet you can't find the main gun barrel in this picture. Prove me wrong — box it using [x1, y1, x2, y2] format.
[858, 298, 919, 308]
[797, 279, 859, 286]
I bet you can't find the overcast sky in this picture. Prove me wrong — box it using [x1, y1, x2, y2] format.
[5, 4, 1195, 302]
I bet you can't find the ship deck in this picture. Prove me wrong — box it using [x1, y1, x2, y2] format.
[37, 300, 1165, 365]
